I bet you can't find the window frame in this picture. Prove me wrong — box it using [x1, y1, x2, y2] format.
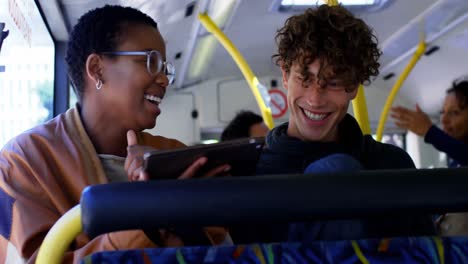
[35, 1, 70, 116]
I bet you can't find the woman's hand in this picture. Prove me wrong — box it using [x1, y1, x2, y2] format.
[390, 104, 433, 137]
[125, 130, 155, 181]
[125, 130, 230, 181]
[178, 157, 230, 179]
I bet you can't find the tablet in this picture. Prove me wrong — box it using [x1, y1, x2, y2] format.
[143, 137, 265, 179]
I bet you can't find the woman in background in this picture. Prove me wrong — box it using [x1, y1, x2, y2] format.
[392, 77, 468, 236]
[391, 77, 468, 167]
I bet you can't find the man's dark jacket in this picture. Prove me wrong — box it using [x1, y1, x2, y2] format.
[230, 114, 435, 243]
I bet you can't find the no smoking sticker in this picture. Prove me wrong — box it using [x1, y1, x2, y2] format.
[268, 89, 288, 118]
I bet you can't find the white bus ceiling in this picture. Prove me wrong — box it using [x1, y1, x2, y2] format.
[37, 0, 468, 110]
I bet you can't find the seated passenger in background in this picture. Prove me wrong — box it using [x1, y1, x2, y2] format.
[391, 77, 468, 168]
[0, 5, 228, 263]
[230, 4, 434, 244]
[220, 110, 269, 141]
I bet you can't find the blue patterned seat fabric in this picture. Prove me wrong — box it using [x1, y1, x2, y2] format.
[82, 236, 468, 263]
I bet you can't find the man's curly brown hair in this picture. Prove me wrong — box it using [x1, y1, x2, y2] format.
[273, 5, 381, 91]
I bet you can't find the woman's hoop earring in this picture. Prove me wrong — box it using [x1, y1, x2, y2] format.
[96, 79, 103, 90]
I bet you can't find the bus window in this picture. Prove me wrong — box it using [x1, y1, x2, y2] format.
[0, 0, 54, 147]
[381, 133, 405, 150]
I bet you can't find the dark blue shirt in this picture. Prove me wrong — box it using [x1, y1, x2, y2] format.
[256, 115, 415, 175]
[424, 125, 468, 167]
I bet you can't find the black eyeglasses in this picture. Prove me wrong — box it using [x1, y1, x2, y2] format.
[101, 50, 175, 84]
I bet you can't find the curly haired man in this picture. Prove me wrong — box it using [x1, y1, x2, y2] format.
[230, 4, 434, 244]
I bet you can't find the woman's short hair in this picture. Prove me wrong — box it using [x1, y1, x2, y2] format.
[66, 5, 157, 101]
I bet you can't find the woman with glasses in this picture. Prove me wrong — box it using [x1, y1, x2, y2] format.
[0, 5, 229, 263]
[391, 77, 468, 168]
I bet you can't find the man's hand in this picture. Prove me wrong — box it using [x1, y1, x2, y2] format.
[390, 104, 433, 137]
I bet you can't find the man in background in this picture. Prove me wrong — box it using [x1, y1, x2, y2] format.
[221, 111, 269, 141]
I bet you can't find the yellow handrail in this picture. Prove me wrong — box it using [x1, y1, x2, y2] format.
[352, 86, 372, 134]
[198, 13, 275, 129]
[325, 0, 339, 5]
[36, 205, 82, 264]
[375, 40, 426, 141]
[324, 0, 371, 134]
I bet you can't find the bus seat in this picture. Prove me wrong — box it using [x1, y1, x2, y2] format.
[37, 168, 468, 263]
[81, 168, 468, 238]
[81, 236, 468, 263]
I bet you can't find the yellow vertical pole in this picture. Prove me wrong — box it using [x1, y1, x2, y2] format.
[352, 87, 372, 134]
[375, 41, 426, 141]
[376, 19, 426, 141]
[325, 0, 371, 134]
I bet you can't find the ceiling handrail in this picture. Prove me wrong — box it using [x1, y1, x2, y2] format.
[198, 13, 274, 129]
[376, 19, 426, 142]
